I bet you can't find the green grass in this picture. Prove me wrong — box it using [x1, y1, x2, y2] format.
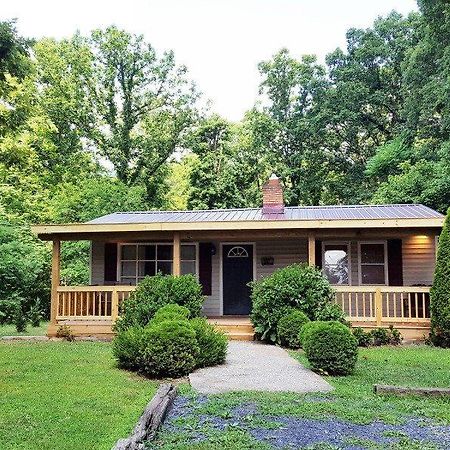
[0, 341, 157, 450]
[153, 346, 450, 449]
[0, 321, 49, 337]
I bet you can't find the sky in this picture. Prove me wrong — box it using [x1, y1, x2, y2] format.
[3, 0, 418, 121]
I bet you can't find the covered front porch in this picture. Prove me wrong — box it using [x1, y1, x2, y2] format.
[43, 226, 437, 341]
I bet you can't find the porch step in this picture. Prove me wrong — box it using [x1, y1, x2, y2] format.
[207, 317, 255, 341]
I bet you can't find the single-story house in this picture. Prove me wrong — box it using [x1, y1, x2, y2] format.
[32, 175, 444, 340]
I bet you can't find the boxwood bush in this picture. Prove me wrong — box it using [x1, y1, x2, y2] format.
[250, 264, 334, 343]
[190, 318, 228, 368]
[302, 321, 358, 375]
[277, 309, 310, 348]
[115, 274, 204, 332]
[150, 304, 191, 325]
[139, 319, 200, 378]
[113, 305, 228, 378]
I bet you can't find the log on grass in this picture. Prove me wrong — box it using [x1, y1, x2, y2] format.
[113, 383, 178, 450]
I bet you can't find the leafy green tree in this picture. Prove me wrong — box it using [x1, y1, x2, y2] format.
[430, 209, 450, 347]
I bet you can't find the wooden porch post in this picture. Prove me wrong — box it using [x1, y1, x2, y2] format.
[308, 234, 316, 266]
[375, 288, 383, 327]
[50, 239, 61, 326]
[173, 232, 181, 276]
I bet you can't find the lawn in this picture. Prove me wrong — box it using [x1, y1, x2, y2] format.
[153, 346, 450, 449]
[0, 321, 49, 337]
[0, 341, 157, 450]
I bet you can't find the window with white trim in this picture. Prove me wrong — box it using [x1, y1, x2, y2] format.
[322, 243, 350, 285]
[359, 242, 387, 285]
[119, 243, 197, 285]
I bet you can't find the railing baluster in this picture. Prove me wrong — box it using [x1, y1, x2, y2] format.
[415, 293, 419, 319]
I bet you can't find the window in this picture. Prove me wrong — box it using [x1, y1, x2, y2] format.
[119, 243, 197, 284]
[359, 242, 387, 285]
[322, 243, 350, 285]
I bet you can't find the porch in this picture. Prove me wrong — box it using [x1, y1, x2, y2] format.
[47, 284, 431, 341]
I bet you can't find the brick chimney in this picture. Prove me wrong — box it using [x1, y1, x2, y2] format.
[262, 174, 285, 214]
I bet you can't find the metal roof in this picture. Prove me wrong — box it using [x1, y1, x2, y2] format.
[88, 204, 443, 225]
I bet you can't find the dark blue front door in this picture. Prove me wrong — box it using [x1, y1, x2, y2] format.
[222, 244, 253, 315]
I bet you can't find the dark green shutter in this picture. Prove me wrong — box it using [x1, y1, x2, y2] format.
[387, 239, 403, 286]
[199, 243, 213, 296]
[104, 243, 118, 283]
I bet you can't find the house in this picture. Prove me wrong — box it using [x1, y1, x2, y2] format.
[32, 175, 444, 340]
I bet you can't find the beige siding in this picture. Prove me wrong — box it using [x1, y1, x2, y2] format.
[403, 235, 436, 286]
[202, 240, 221, 316]
[256, 239, 308, 279]
[90, 241, 105, 285]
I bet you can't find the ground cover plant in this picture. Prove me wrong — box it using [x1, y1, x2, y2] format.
[0, 341, 157, 450]
[152, 346, 450, 449]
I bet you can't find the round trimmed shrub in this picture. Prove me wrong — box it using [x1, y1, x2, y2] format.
[139, 320, 200, 378]
[250, 264, 334, 343]
[115, 274, 204, 332]
[277, 310, 310, 348]
[190, 318, 228, 368]
[299, 320, 328, 347]
[112, 326, 145, 371]
[151, 304, 191, 325]
[303, 321, 358, 375]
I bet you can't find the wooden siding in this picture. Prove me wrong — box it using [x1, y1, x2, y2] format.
[256, 239, 308, 279]
[91, 241, 105, 285]
[403, 234, 436, 286]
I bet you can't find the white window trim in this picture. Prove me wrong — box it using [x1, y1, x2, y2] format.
[321, 241, 352, 286]
[357, 240, 389, 286]
[117, 242, 199, 284]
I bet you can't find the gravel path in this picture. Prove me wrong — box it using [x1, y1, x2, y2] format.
[189, 340, 332, 394]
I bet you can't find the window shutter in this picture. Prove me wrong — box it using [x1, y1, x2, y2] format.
[315, 240, 322, 268]
[387, 239, 403, 286]
[199, 243, 213, 296]
[104, 243, 118, 283]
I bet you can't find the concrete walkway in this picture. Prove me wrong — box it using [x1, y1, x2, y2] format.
[189, 341, 333, 394]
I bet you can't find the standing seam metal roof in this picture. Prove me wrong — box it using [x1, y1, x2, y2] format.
[88, 204, 443, 224]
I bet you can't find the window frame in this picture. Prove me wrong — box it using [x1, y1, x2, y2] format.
[116, 242, 199, 285]
[321, 241, 352, 286]
[357, 240, 389, 286]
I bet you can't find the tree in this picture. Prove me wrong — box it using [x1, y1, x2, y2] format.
[252, 50, 331, 205]
[35, 27, 199, 202]
[430, 209, 450, 347]
[187, 115, 261, 209]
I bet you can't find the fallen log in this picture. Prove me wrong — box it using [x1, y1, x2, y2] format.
[113, 383, 177, 450]
[374, 384, 450, 397]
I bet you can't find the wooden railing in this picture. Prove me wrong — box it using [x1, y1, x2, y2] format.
[56, 286, 135, 321]
[334, 286, 431, 327]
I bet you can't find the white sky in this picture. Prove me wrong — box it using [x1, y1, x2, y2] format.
[3, 0, 418, 121]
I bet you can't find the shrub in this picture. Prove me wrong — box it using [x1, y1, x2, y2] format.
[56, 324, 74, 341]
[190, 318, 228, 368]
[299, 320, 329, 347]
[28, 299, 43, 327]
[112, 327, 145, 371]
[0, 297, 20, 325]
[277, 310, 310, 348]
[250, 264, 334, 343]
[151, 304, 191, 325]
[370, 326, 403, 346]
[14, 304, 27, 333]
[315, 303, 348, 325]
[115, 274, 204, 331]
[352, 327, 372, 347]
[303, 321, 358, 375]
[139, 320, 200, 378]
[430, 208, 450, 347]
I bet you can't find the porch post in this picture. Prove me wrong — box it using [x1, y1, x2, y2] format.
[50, 239, 61, 326]
[308, 234, 315, 266]
[173, 232, 181, 276]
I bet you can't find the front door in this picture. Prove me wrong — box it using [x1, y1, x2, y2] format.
[222, 244, 254, 315]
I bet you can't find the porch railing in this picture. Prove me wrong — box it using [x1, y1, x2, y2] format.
[55, 285, 431, 328]
[334, 286, 431, 327]
[56, 286, 135, 321]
